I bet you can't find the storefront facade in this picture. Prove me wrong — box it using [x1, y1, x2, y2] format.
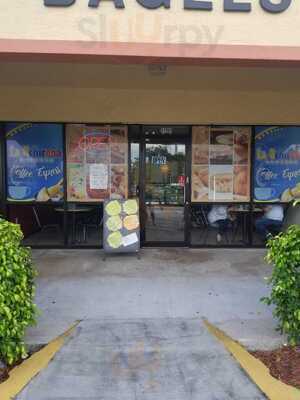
[0, 1, 300, 248]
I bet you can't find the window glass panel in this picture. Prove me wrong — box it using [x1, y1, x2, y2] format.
[66, 124, 128, 202]
[145, 143, 185, 206]
[5, 123, 64, 202]
[191, 203, 251, 246]
[254, 126, 300, 203]
[252, 203, 286, 246]
[65, 203, 103, 246]
[191, 126, 251, 203]
[129, 142, 139, 198]
[7, 204, 64, 246]
[144, 143, 186, 242]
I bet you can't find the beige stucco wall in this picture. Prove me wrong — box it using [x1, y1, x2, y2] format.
[0, 1, 300, 46]
[1, 85, 300, 124]
[1, 62, 300, 124]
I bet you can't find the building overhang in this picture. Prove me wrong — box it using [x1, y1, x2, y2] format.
[1, 39, 300, 67]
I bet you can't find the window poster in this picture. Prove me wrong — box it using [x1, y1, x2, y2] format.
[6, 123, 64, 202]
[66, 124, 128, 202]
[192, 126, 251, 202]
[254, 126, 300, 202]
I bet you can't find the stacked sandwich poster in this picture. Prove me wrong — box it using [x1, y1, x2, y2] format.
[192, 126, 251, 202]
[66, 125, 128, 202]
[103, 199, 140, 253]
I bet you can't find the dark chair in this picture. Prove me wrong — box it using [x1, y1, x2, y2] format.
[76, 206, 103, 243]
[32, 206, 61, 235]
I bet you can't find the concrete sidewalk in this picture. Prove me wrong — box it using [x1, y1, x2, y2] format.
[25, 248, 283, 350]
[18, 319, 265, 400]
[15, 248, 282, 399]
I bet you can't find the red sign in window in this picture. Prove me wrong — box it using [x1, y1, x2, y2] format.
[178, 175, 186, 187]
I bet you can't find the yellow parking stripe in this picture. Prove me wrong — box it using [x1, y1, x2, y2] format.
[204, 319, 300, 400]
[0, 321, 79, 400]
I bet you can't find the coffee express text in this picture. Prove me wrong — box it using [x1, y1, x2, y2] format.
[44, 0, 292, 14]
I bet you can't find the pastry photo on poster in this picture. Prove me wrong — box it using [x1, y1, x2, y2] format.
[191, 126, 251, 202]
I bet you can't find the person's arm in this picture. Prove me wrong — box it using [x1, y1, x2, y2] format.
[264, 205, 272, 213]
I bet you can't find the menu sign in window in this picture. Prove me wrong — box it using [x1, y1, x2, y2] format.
[66, 125, 128, 202]
[254, 126, 300, 202]
[192, 126, 251, 202]
[6, 123, 64, 202]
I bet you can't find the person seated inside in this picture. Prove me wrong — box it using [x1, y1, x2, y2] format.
[208, 205, 232, 243]
[255, 205, 284, 240]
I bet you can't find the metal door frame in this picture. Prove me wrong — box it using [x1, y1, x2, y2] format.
[139, 125, 191, 247]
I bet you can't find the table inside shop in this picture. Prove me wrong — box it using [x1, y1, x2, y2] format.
[230, 207, 263, 244]
[55, 206, 95, 244]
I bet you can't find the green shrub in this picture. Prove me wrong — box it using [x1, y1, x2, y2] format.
[262, 225, 300, 346]
[0, 219, 37, 365]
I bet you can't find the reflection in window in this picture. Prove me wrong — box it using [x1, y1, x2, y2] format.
[144, 205, 185, 243]
[129, 142, 139, 198]
[145, 144, 185, 206]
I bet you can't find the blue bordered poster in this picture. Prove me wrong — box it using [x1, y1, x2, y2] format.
[6, 123, 64, 201]
[254, 126, 300, 202]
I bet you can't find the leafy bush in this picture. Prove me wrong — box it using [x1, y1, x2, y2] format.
[262, 225, 300, 346]
[0, 219, 37, 365]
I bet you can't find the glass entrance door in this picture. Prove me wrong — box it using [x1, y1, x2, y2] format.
[141, 129, 190, 245]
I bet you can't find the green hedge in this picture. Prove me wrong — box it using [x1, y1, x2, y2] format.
[0, 219, 37, 365]
[263, 225, 300, 346]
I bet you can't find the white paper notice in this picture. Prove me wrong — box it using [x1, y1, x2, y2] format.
[89, 164, 108, 190]
[122, 233, 138, 247]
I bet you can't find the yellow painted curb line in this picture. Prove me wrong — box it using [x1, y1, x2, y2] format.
[204, 319, 300, 400]
[0, 321, 80, 400]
